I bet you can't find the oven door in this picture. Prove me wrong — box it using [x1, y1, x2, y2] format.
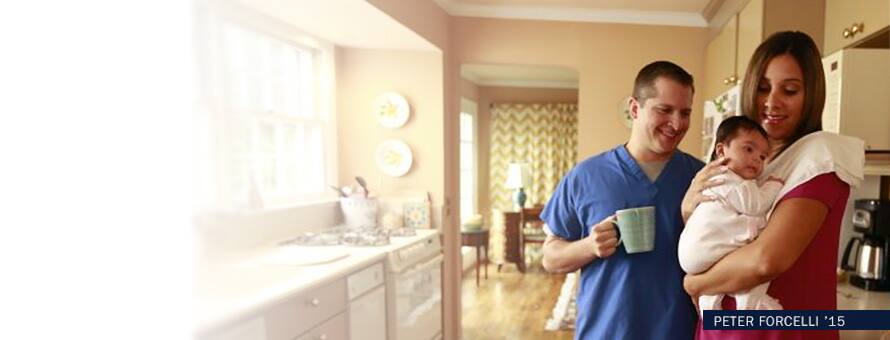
[389, 253, 442, 340]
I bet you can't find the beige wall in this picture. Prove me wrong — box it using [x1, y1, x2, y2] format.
[474, 86, 579, 224]
[454, 17, 708, 160]
[335, 47, 445, 202]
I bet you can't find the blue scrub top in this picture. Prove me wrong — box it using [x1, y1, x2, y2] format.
[542, 145, 704, 340]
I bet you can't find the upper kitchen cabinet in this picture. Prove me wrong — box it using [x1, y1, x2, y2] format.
[824, 0, 890, 54]
[736, 0, 764, 81]
[703, 0, 826, 101]
[704, 15, 738, 101]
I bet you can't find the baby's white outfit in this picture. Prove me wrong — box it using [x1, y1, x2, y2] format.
[678, 170, 784, 312]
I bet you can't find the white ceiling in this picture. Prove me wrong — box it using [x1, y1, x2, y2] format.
[461, 64, 579, 89]
[233, 0, 438, 50]
[435, 0, 722, 27]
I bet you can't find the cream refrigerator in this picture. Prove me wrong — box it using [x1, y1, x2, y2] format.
[701, 85, 742, 161]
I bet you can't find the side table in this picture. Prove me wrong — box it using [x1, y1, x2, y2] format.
[461, 228, 489, 287]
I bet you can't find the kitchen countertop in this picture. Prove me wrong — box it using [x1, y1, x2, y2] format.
[837, 280, 890, 339]
[193, 229, 439, 336]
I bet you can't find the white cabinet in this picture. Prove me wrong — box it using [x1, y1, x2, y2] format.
[703, 0, 826, 101]
[197, 261, 388, 340]
[295, 312, 348, 340]
[824, 0, 890, 54]
[265, 279, 347, 340]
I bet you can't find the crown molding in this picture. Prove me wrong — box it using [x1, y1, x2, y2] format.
[701, 0, 726, 22]
[466, 77, 579, 90]
[705, 0, 749, 38]
[434, 0, 708, 27]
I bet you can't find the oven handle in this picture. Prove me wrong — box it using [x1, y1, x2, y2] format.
[400, 253, 443, 276]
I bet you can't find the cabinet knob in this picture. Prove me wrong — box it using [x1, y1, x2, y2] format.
[844, 23, 865, 39]
[309, 298, 320, 307]
[851, 22, 864, 35]
[723, 75, 738, 85]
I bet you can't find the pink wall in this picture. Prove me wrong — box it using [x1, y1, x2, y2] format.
[459, 77, 479, 102]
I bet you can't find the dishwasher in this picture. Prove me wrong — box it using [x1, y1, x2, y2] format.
[385, 230, 443, 340]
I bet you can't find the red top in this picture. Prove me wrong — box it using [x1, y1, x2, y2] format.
[696, 172, 850, 340]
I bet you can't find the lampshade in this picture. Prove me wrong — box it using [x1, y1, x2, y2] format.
[505, 163, 530, 189]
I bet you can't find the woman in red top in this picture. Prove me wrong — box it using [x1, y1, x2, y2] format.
[680, 31, 865, 340]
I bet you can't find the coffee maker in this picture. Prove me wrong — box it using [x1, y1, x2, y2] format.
[842, 199, 890, 291]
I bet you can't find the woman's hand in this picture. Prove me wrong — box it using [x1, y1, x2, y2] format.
[681, 157, 730, 222]
[684, 274, 701, 314]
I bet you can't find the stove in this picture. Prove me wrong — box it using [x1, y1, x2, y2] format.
[279, 226, 418, 247]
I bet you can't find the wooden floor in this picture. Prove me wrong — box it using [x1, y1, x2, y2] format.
[460, 261, 574, 340]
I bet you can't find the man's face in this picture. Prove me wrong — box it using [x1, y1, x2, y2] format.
[629, 77, 693, 158]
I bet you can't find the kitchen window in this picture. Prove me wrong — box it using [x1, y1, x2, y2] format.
[196, 8, 336, 211]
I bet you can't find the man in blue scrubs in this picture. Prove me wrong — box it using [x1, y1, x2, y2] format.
[541, 61, 704, 339]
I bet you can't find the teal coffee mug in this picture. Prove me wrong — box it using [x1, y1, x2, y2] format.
[613, 206, 655, 254]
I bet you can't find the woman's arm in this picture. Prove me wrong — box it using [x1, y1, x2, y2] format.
[684, 197, 828, 297]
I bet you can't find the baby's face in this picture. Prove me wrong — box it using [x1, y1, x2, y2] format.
[717, 129, 770, 180]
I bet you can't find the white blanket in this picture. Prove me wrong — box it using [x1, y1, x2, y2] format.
[679, 172, 783, 274]
[759, 131, 865, 216]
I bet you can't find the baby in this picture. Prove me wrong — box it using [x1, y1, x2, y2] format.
[678, 116, 785, 312]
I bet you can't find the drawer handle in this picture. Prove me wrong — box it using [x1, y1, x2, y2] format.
[316, 334, 327, 340]
[309, 298, 320, 307]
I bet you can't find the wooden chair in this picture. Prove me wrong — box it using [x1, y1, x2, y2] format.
[520, 205, 546, 267]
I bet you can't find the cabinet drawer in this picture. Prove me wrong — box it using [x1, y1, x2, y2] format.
[295, 312, 347, 340]
[265, 279, 346, 340]
[347, 262, 384, 300]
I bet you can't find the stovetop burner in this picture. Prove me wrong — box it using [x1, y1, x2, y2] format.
[280, 226, 418, 247]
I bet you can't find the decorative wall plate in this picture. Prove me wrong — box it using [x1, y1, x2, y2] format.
[618, 96, 633, 129]
[375, 139, 413, 177]
[373, 92, 410, 128]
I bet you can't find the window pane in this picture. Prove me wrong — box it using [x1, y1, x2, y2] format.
[461, 197, 472, 221]
[460, 141, 473, 171]
[283, 46, 299, 117]
[460, 169, 473, 198]
[218, 22, 329, 205]
[304, 124, 325, 193]
[460, 112, 473, 141]
[299, 51, 315, 119]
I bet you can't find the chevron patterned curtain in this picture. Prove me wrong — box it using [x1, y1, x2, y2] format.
[489, 102, 578, 264]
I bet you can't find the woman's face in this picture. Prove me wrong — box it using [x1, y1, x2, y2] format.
[756, 54, 805, 144]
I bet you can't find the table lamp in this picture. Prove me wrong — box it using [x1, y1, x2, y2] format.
[505, 163, 529, 211]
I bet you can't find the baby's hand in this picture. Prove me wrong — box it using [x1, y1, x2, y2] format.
[766, 176, 785, 184]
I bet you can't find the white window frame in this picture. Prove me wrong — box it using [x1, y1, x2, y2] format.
[196, 1, 337, 212]
[459, 98, 478, 221]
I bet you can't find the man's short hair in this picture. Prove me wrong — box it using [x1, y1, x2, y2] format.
[632, 61, 694, 106]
